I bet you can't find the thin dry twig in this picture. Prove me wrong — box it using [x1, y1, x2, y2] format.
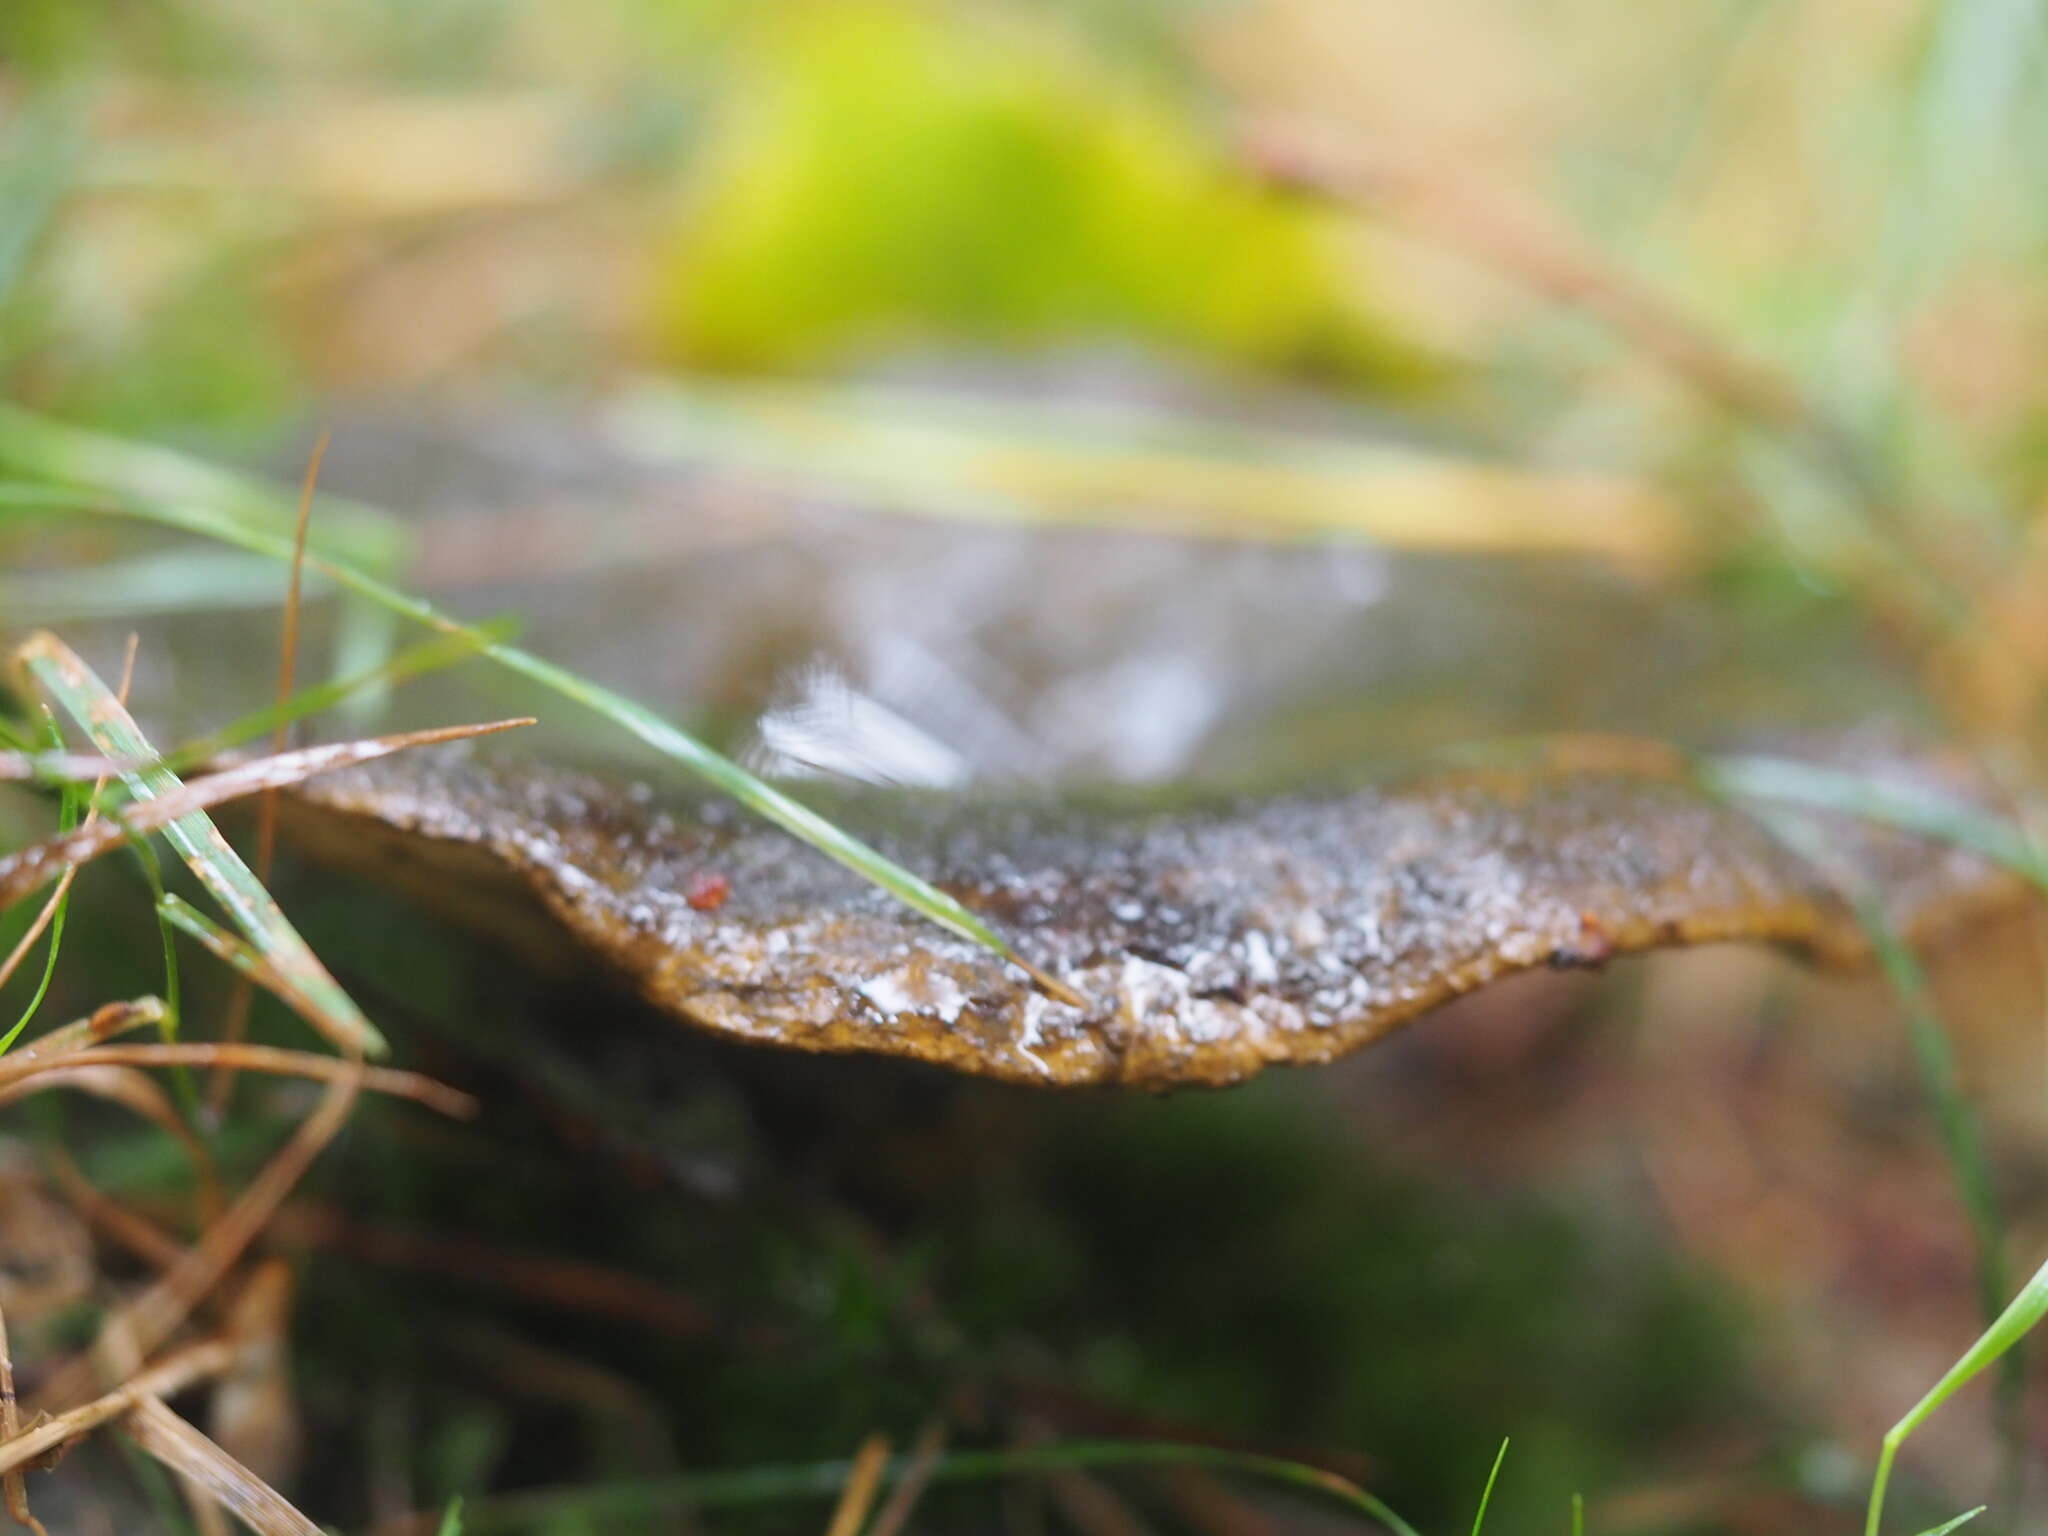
[213, 430, 328, 1118]
[210, 1262, 299, 1490]
[822, 1433, 892, 1536]
[0, 1043, 472, 1118]
[867, 1416, 949, 1536]
[3, 998, 163, 1072]
[0, 1335, 238, 1478]
[271, 1205, 728, 1343]
[0, 1295, 48, 1536]
[34, 1063, 364, 1415]
[0, 752, 132, 783]
[0, 716, 536, 911]
[43, 1145, 188, 1273]
[125, 1394, 321, 1536]
[0, 1064, 221, 1209]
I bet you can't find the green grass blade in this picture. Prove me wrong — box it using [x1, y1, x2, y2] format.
[1741, 799, 2017, 1443]
[1863, 905, 2009, 1322]
[126, 817, 183, 1051]
[1703, 755, 2048, 891]
[1696, 764, 2021, 1302]
[1721, 794, 2026, 1536]
[1912, 1509, 1986, 1536]
[0, 713, 85, 1053]
[157, 893, 297, 998]
[1868, 1250, 2048, 1535]
[0, 547, 334, 621]
[459, 1441, 1418, 1535]
[0, 889, 66, 1054]
[1470, 1439, 1509, 1536]
[19, 632, 385, 1057]
[161, 619, 515, 773]
[437, 1497, 465, 1536]
[0, 482, 1035, 975]
[0, 406, 404, 572]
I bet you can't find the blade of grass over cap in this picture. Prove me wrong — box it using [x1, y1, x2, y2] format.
[1702, 754, 2048, 891]
[14, 631, 388, 1058]
[163, 619, 516, 774]
[0, 483, 1061, 988]
[0, 406, 404, 572]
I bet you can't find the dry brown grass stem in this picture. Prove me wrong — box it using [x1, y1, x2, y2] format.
[0, 1064, 222, 1211]
[822, 1433, 892, 1536]
[0, 1043, 473, 1118]
[3, 997, 163, 1070]
[0, 715, 535, 911]
[0, 1335, 238, 1477]
[213, 430, 328, 1117]
[866, 1416, 948, 1536]
[33, 1063, 363, 1414]
[0, 1297, 48, 1536]
[126, 1394, 320, 1536]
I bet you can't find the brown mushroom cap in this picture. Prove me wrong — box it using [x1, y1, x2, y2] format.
[276, 741, 2027, 1089]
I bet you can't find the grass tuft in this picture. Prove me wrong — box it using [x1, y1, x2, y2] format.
[14, 630, 387, 1056]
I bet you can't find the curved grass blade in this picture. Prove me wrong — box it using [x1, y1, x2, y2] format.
[161, 619, 516, 774]
[0, 484, 1058, 990]
[1703, 755, 2048, 890]
[0, 714, 86, 1053]
[1867, 1250, 2048, 1535]
[458, 1440, 1418, 1536]
[1470, 1439, 1509, 1536]
[0, 407, 403, 572]
[1740, 798, 2018, 1484]
[0, 547, 335, 622]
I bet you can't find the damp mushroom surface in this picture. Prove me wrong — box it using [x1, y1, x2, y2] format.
[275, 742, 2025, 1089]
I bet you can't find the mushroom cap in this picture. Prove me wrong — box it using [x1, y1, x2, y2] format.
[278, 740, 2023, 1088]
